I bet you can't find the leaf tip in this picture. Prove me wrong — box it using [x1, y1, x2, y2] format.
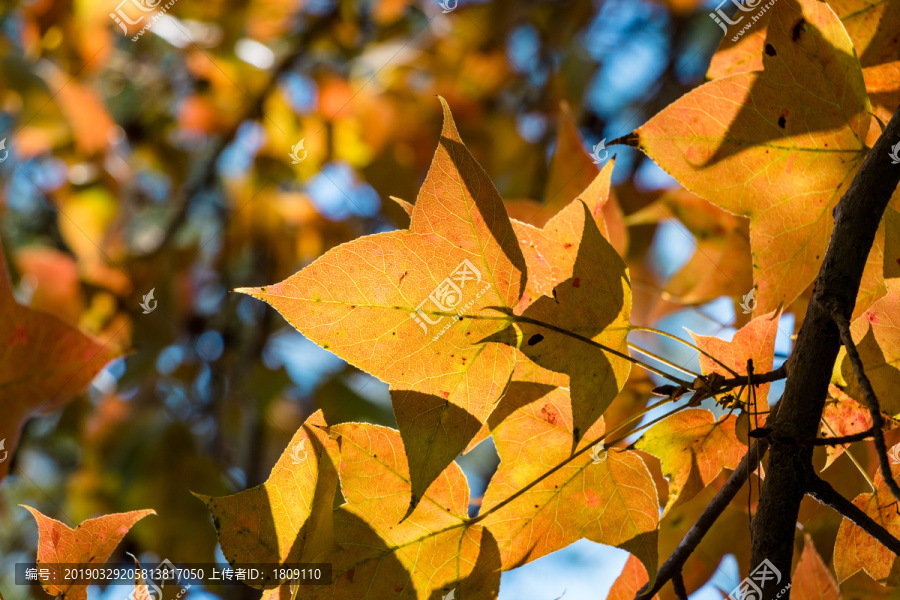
[608, 132, 640, 149]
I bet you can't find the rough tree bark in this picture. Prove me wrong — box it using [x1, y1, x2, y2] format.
[750, 104, 900, 596]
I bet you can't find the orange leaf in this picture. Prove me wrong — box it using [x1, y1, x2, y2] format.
[819, 384, 899, 470]
[691, 310, 780, 424]
[607, 554, 660, 600]
[236, 97, 526, 515]
[630, 0, 870, 313]
[493, 200, 632, 448]
[707, 0, 900, 79]
[284, 422, 500, 599]
[833, 443, 900, 585]
[479, 384, 659, 581]
[793, 535, 840, 600]
[22, 506, 155, 600]
[194, 410, 340, 588]
[0, 239, 118, 484]
[842, 281, 900, 416]
[635, 409, 745, 514]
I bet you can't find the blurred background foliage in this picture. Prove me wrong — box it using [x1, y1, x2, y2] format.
[0, 0, 842, 597]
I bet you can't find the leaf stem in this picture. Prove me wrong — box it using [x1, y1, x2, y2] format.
[629, 325, 741, 377]
[627, 343, 700, 379]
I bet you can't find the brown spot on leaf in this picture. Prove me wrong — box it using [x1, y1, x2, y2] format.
[572, 278, 581, 288]
[765, 43, 776, 56]
[792, 18, 806, 41]
[528, 334, 544, 346]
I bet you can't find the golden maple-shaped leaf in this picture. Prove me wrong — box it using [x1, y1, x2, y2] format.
[834, 443, 900, 586]
[793, 535, 840, 600]
[707, 0, 900, 79]
[236, 98, 526, 515]
[0, 239, 118, 483]
[691, 310, 780, 424]
[607, 554, 660, 600]
[478, 383, 659, 579]
[194, 410, 339, 588]
[635, 409, 744, 514]
[491, 200, 632, 448]
[283, 422, 500, 600]
[22, 505, 155, 600]
[841, 280, 900, 416]
[626, 0, 870, 313]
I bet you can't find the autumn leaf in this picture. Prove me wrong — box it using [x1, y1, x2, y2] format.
[793, 535, 840, 600]
[284, 422, 500, 600]
[194, 410, 340, 588]
[707, 0, 900, 79]
[491, 199, 632, 448]
[841, 281, 900, 416]
[635, 409, 744, 514]
[833, 443, 900, 586]
[819, 384, 899, 470]
[691, 310, 780, 425]
[0, 238, 118, 483]
[236, 97, 526, 516]
[607, 554, 660, 600]
[625, 0, 870, 313]
[22, 505, 155, 600]
[478, 383, 659, 581]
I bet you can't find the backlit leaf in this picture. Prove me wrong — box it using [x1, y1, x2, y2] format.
[194, 410, 340, 588]
[607, 554, 660, 600]
[635, 409, 744, 514]
[479, 383, 659, 580]
[494, 200, 632, 447]
[22, 506, 155, 600]
[629, 0, 870, 313]
[284, 422, 501, 600]
[0, 239, 118, 483]
[793, 535, 840, 600]
[833, 443, 900, 585]
[236, 98, 526, 515]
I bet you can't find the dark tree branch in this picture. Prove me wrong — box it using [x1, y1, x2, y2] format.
[671, 571, 688, 600]
[831, 309, 900, 503]
[805, 471, 900, 555]
[750, 104, 900, 595]
[635, 440, 769, 600]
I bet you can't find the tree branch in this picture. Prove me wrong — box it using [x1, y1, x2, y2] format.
[671, 571, 688, 600]
[831, 310, 900, 503]
[635, 440, 769, 600]
[805, 471, 900, 555]
[750, 104, 900, 594]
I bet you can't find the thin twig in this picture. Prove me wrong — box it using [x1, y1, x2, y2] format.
[831, 309, 900, 503]
[802, 427, 875, 446]
[671, 571, 688, 600]
[635, 440, 769, 600]
[805, 471, 900, 555]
